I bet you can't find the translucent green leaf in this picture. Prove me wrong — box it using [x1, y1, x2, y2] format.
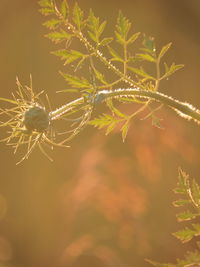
[88, 31, 98, 43]
[46, 30, 72, 43]
[162, 63, 184, 79]
[116, 11, 131, 42]
[60, 72, 92, 89]
[127, 32, 140, 44]
[39, 7, 54, 16]
[121, 121, 129, 142]
[176, 211, 198, 222]
[38, 0, 52, 8]
[57, 50, 85, 65]
[89, 114, 117, 131]
[106, 121, 117, 135]
[173, 227, 195, 243]
[60, 0, 68, 19]
[98, 21, 107, 37]
[173, 199, 191, 207]
[99, 37, 113, 46]
[73, 3, 84, 30]
[128, 66, 155, 80]
[192, 179, 200, 206]
[136, 53, 156, 62]
[93, 68, 107, 85]
[174, 168, 189, 194]
[158, 43, 172, 59]
[43, 19, 61, 29]
[108, 46, 123, 62]
[87, 10, 106, 43]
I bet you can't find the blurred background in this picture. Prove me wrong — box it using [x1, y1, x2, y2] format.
[0, 0, 199, 266]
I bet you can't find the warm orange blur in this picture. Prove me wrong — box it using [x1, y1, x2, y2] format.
[0, 0, 199, 266]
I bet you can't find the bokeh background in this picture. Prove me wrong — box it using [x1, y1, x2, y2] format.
[0, 0, 200, 266]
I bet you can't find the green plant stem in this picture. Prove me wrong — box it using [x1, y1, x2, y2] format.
[50, 88, 200, 125]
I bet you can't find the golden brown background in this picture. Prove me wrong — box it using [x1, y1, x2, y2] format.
[0, 0, 199, 266]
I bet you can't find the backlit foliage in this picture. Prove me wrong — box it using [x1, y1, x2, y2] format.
[39, 0, 186, 140]
[148, 169, 200, 267]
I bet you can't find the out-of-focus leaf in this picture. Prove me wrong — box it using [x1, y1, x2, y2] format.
[39, 7, 54, 16]
[46, 30, 72, 43]
[158, 43, 172, 59]
[176, 211, 198, 222]
[87, 10, 107, 43]
[60, 72, 92, 89]
[127, 32, 140, 44]
[128, 66, 155, 80]
[108, 46, 124, 62]
[174, 168, 189, 194]
[99, 37, 113, 46]
[73, 3, 84, 30]
[136, 53, 156, 62]
[162, 63, 184, 79]
[173, 199, 191, 207]
[115, 11, 131, 44]
[38, 0, 52, 8]
[121, 121, 129, 142]
[192, 180, 200, 207]
[173, 227, 196, 243]
[60, 0, 69, 19]
[192, 223, 200, 236]
[43, 19, 61, 29]
[93, 68, 107, 85]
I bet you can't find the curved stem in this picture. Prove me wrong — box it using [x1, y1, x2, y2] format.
[50, 88, 200, 125]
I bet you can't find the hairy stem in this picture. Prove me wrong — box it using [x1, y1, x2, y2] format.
[50, 88, 200, 125]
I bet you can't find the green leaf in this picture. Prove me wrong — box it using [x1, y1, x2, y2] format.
[73, 3, 84, 30]
[46, 30, 72, 43]
[60, 72, 92, 89]
[192, 179, 200, 207]
[176, 211, 198, 222]
[162, 63, 184, 79]
[127, 32, 140, 44]
[99, 37, 113, 46]
[98, 21, 107, 38]
[128, 66, 155, 80]
[106, 121, 117, 135]
[121, 121, 129, 142]
[173, 227, 195, 243]
[43, 19, 61, 29]
[173, 199, 191, 207]
[93, 68, 107, 85]
[60, 0, 68, 19]
[89, 114, 118, 135]
[107, 46, 123, 62]
[158, 43, 172, 59]
[87, 10, 107, 43]
[116, 11, 131, 43]
[38, 0, 52, 8]
[136, 53, 156, 62]
[39, 7, 54, 16]
[174, 168, 189, 194]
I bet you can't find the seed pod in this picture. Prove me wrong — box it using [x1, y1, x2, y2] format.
[23, 106, 50, 132]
